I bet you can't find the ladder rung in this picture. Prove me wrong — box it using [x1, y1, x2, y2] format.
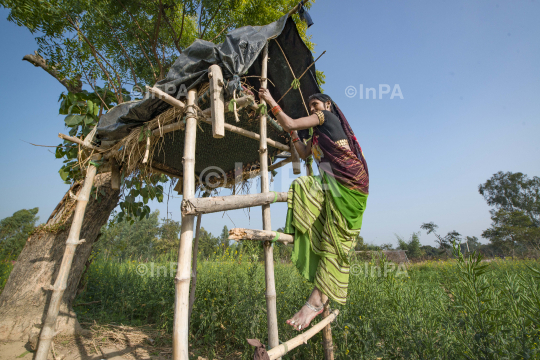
[228, 228, 294, 244]
[182, 192, 287, 215]
[267, 310, 339, 359]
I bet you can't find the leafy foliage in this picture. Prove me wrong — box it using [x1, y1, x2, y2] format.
[0, 208, 39, 260]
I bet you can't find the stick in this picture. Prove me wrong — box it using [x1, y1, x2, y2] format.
[198, 116, 289, 151]
[58, 133, 102, 152]
[172, 89, 197, 360]
[73, 300, 102, 307]
[228, 228, 294, 245]
[201, 95, 255, 118]
[35, 157, 100, 360]
[181, 192, 287, 215]
[267, 310, 339, 359]
[147, 86, 186, 110]
[268, 156, 292, 171]
[188, 214, 202, 323]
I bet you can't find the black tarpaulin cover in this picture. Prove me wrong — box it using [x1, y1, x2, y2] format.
[96, 14, 320, 179]
[97, 14, 319, 142]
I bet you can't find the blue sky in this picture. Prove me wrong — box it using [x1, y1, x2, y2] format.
[0, 0, 539, 248]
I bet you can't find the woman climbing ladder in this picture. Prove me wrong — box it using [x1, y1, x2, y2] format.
[258, 89, 369, 331]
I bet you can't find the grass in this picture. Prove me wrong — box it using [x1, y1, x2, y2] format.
[69, 248, 540, 359]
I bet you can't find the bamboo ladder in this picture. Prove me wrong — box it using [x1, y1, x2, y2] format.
[175, 43, 338, 359]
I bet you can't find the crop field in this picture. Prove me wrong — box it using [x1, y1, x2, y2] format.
[62, 249, 540, 360]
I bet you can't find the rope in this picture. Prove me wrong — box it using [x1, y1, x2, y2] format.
[272, 39, 310, 116]
[275, 47, 327, 111]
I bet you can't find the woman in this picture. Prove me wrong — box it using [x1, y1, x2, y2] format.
[258, 89, 369, 331]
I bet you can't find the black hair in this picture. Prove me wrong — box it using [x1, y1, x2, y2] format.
[308, 93, 338, 116]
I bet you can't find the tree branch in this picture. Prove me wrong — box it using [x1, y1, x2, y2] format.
[161, 4, 182, 53]
[22, 53, 82, 93]
[201, 1, 224, 40]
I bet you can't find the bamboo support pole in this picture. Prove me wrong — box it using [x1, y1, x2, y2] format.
[228, 228, 294, 245]
[322, 305, 335, 360]
[290, 139, 301, 175]
[208, 64, 225, 138]
[267, 310, 339, 360]
[181, 192, 287, 215]
[268, 156, 292, 171]
[34, 157, 100, 360]
[258, 43, 280, 356]
[173, 89, 198, 360]
[188, 214, 202, 322]
[147, 86, 186, 110]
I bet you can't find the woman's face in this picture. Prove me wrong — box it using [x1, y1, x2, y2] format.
[309, 99, 331, 114]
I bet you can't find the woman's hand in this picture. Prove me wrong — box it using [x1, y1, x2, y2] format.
[258, 88, 277, 107]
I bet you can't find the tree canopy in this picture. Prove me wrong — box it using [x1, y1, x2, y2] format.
[0, 208, 39, 259]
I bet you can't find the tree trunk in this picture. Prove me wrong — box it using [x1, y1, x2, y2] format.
[0, 173, 120, 343]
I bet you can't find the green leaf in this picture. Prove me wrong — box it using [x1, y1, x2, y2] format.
[258, 103, 267, 115]
[87, 100, 94, 115]
[138, 128, 145, 142]
[64, 114, 84, 126]
[58, 167, 69, 181]
[84, 115, 95, 125]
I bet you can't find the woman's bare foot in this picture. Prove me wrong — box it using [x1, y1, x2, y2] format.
[286, 303, 324, 331]
[286, 287, 327, 331]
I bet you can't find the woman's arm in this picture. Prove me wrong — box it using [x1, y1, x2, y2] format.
[259, 88, 319, 131]
[291, 131, 312, 160]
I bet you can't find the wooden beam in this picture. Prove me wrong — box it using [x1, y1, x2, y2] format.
[322, 305, 335, 360]
[228, 228, 294, 245]
[201, 95, 255, 118]
[267, 310, 339, 360]
[181, 192, 287, 215]
[290, 139, 301, 175]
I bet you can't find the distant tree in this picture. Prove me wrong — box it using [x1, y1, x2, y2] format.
[479, 171, 540, 226]
[0, 208, 39, 260]
[396, 232, 423, 259]
[479, 172, 540, 258]
[154, 218, 181, 255]
[197, 228, 219, 259]
[482, 209, 540, 259]
[420, 222, 461, 255]
[96, 210, 160, 260]
[218, 225, 229, 252]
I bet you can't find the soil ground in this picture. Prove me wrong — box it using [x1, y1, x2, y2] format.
[0, 324, 213, 360]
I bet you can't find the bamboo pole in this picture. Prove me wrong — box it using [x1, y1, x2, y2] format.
[34, 157, 100, 360]
[147, 86, 186, 110]
[181, 192, 287, 215]
[208, 64, 225, 138]
[173, 89, 197, 360]
[290, 139, 301, 175]
[267, 310, 339, 360]
[188, 214, 202, 322]
[228, 228, 294, 245]
[268, 156, 292, 171]
[258, 43, 280, 356]
[197, 116, 290, 151]
[322, 305, 334, 360]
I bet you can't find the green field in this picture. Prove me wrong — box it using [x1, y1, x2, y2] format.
[64, 249, 540, 359]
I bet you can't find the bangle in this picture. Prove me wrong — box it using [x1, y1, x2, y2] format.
[271, 105, 282, 116]
[292, 137, 300, 143]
